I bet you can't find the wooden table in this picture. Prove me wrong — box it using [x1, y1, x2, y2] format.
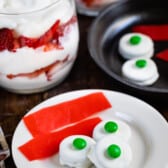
[0, 14, 168, 168]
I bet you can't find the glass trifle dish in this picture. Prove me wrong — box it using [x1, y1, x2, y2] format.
[0, 0, 79, 94]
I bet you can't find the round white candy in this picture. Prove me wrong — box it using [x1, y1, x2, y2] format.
[122, 58, 159, 86]
[59, 135, 95, 168]
[88, 136, 132, 168]
[93, 119, 131, 141]
[119, 33, 154, 59]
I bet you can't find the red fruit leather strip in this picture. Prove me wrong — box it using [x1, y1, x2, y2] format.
[156, 49, 168, 61]
[132, 24, 168, 41]
[23, 92, 111, 137]
[19, 117, 102, 161]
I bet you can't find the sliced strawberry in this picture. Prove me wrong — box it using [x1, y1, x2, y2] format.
[0, 28, 14, 51]
[18, 16, 77, 49]
[19, 20, 61, 48]
[18, 117, 102, 161]
[19, 36, 37, 48]
[34, 20, 61, 48]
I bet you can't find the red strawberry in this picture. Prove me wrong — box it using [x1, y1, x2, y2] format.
[35, 20, 61, 48]
[0, 28, 14, 51]
[19, 20, 61, 48]
[19, 36, 37, 48]
[18, 17, 76, 50]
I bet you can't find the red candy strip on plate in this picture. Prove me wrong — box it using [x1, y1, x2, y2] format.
[156, 49, 168, 61]
[132, 24, 168, 41]
[23, 92, 111, 137]
[19, 117, 102, 161]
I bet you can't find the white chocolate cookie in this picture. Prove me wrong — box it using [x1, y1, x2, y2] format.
[119, 33, 154, 59]
[88, 135, 132, 168]
[59, 135, 95, 168]
[93, 120, 131, 141]
[122, 58, 159, 86]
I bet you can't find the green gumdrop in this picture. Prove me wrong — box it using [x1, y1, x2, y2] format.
[107, 144, 121, 159]
[135, 59, 147, 68]
[104, 121, 118, 133]
[72, 138, 87, 150]
[129, 35, 141, 45]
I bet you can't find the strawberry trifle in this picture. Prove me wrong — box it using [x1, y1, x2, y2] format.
[0, 0, 79, 93]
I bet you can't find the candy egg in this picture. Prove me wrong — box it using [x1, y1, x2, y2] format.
[59, 135, 95, 168]
[119, 33, 154, 59]
[122, 58, 159, 86]
[93, 119, 131, 141]
[88, 135, 132, 168]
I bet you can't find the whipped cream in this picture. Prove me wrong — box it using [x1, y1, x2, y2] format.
[0, 0, 75, 37]
[0, 23, 79, 74]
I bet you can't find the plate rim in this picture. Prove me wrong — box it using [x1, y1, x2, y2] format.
[88, 1, 168, 94]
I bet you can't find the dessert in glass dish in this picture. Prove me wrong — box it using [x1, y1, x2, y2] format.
[76, 0, 118, 16]
[0, 0, 79, 94]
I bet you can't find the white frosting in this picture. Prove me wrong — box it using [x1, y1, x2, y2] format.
[93, 119, 131, 141]
[0, 0, 75, 37]
[122, 58, 159, 86]
[119, 33, 154, 60]
[59, 135, 95, 168]
[88, 136, 132, 168]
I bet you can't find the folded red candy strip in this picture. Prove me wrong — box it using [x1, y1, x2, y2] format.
[19, 117, 102, 161]
[23, 92, 111, 137]
[132, 24, 168, 41]
[156, 49, 168, 61]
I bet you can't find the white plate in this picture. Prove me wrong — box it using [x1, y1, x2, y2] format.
[12, 89, 168, 168]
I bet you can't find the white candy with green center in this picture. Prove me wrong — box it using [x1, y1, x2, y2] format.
[59, 135, 95, 168]
[88, 135, 132, 168]
[119, 33, 154, 59]
[93, 119, 131, 141]
[122, 58, 159, 85]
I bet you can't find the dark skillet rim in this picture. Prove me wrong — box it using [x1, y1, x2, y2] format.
[88, 0, 168, 94]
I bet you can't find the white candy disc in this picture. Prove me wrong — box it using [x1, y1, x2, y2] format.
[93, 119, 131, 141]
[88, 136, 132, 168]
[59, 135, 95, 168]
[119, 33, 154, 59]
[122, 58, 159, 86]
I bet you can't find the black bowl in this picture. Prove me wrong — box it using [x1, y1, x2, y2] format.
[88, 0, 168, 95]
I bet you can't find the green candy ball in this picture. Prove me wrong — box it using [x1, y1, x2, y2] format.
[72, 138, 87, 150]
[129, 35, 141, 45]
[107, 144, 121, 159]
[104, 121, 118, 133]
[135, 59, 147, 68]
